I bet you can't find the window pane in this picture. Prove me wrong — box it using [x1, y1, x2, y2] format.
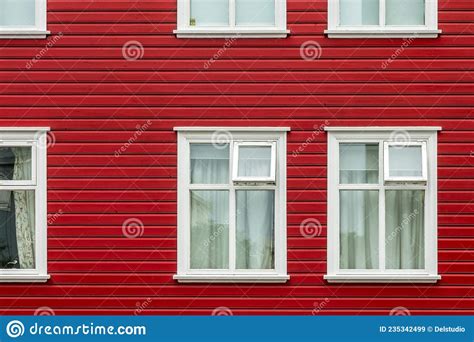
[236, 0, 275, 26]
[190, 191, 229, 269]
[388, 145, 423, 178]
[340, 144, 378, 184]
[386, 190, 424, 269]
[340, 0, 379, 26]
[191, 144, 229, 184]
[340, 190, 379, 269]
[237, 146, 272, 178]
[0, 190, 35, 269]
[0, 147, 32, 181]
[0, 0, 36, 26]
[190, 0, 229, 26]
[236, 190, 274, 269]
[386, 0, 425, 25]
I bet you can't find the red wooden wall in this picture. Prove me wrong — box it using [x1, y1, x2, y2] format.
[0, 0, 473, 315]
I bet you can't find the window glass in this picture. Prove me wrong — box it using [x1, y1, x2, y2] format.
[340, 144, 378, 184]
[385, 190, 424, 269]
[237, 145, 272, 178]
[236, 190, 274, 269]
[386, 0, 425, 25]
[191, 144, 229, 184]
[340, 0, 379, 26]
[190, 0, 229, 26]
[0, 190, 35, 269]
[388, 145, 423, 178]
[236, 0, 275, 26]
[0, 0, 36, 26]
[340, 190, 379, 269]
[190, 190, 229, 269]
[0, 147, 32, 181]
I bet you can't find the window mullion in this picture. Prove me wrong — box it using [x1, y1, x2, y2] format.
[378, 141, 386, 272]
[229, 140, 236, 271]
[379, 0, 386, 27]
[229, 0, 236, 28]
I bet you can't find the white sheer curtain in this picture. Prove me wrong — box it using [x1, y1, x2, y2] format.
[13, 148, 35, 269]
[236, 0, 275, 26]
[340, 190, 379, 269]
[386, 190, 424, 269]
[237, 146, 272, 178]
[236, 190, 274, 269]
[0, 0, 36, 26]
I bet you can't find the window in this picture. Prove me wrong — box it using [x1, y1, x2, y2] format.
[0, 0, 48, 38]
[174, 127, 289, 282]
[326, 0, 440, 38]
[174, 0, 289, 38]
[325, 127, 441, 283]
[0, 128, 49, 282]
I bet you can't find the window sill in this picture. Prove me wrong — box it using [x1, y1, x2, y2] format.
[174, 274, 290, 283]
[0, 30, 50, 39]
[324, 274, 441, 283]
[0, 274, 50, 283]
[324, 29, 441, 39]
[174, 29, 289, 38]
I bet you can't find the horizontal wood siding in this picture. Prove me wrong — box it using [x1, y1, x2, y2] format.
[0, 0, 472, 315]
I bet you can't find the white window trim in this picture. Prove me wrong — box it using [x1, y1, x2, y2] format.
[325, 0, 441, 38]
[384, 141, 428, 182]
[324, 126, 441, 283]
[174, 0, 289, 38]
[0, 127, 50, 283]
[232, 141, 276, 183]
[0, 0, 49, 39]
[174, 127, 290, 283]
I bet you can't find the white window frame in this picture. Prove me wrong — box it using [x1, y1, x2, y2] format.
[325, 0, 441, 38]
[174, 0, 289, 38]
[173, 127, 290, 283]
[384, 141, 428, 182]
[324, 127, 441, 283]
[0, 127, 49, 282]
[232, 141, 276, 183]
[0, 0, 49, 39]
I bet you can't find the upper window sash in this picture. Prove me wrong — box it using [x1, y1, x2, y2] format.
[174, 0, 289, 38]
[0, 0, 48, 39]
[384, 141, 428, 183]
[325, 0, 441, 38]
[232, 141, 276, 183]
